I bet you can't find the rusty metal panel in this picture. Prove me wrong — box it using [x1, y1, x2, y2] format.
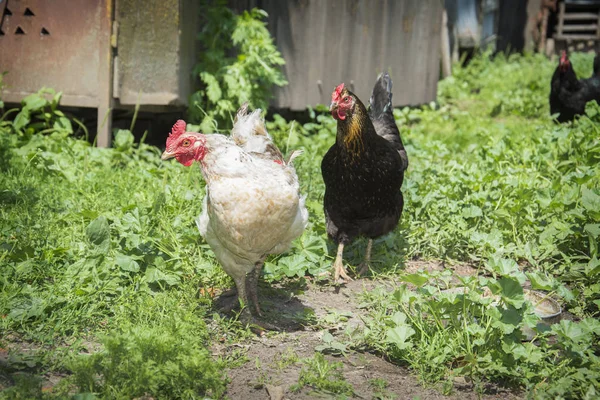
[0, 0, 111, 108]
[253, 0, 443, 110]
[114, 0, 200, 107]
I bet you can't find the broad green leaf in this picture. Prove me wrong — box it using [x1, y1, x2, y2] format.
[52, 91, 63, 108]
[526, 271, 554, 291]
[494, 277, 525, 308]
[385, 325, 415, 350]
[22, 93, 47, 111]
[53, 116, 73, 133]
[584, 256, 600, 277]
[488, 305, 522, 334]
[585, 224, 600, 238]
[321, 331, 334, 344]
[13, 110, 30, 130]
[392, 285, 414, 303]
[552, 320, 586, 343]
[200, 72, 222, 103]
[277, 254, 309, 277]
[400, 273, 429, 287]
[86, 216, 110, 253]
[462, 205, 483, 218]
[114, 129, 134, 151]
[581, 186, 600, 213]
[390, 311, 408, 326]
[115, 253, 140, 272]
[585, 224, 600, 257]
[145, 267, 180, 286]
[485, 256, 520, 276]
[580, 318, 600, 335]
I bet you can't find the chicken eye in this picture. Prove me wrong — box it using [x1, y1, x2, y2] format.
[344, 97, 351, 103]
[182, 139, 191, 147]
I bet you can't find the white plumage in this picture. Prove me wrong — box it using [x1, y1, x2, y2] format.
[162, 105, 307, 324]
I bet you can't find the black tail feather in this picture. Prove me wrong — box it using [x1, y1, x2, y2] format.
[369, 71, 393, 119]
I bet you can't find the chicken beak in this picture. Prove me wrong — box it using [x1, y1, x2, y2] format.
[161, 150, 175, 160]
[330, 102, 340, 119]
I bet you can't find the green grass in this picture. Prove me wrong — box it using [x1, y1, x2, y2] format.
[290, 353, 354, 396]
[1, 51, 600, 398]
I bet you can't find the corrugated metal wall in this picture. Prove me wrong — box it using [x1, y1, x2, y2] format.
[233, 0, 444, 110]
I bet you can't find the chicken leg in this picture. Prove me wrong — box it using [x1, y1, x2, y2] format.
[231, 274, 249, 312]
[333, 242, 353, 283]
[234, 261, 279, 331]
[358, 239, 373, 276]
[246, 259, 265, 316]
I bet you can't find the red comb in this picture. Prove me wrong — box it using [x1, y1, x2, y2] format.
[332, 83, 344, 103]
[560, 50, 568, 64]
[166, 119, 186, 148]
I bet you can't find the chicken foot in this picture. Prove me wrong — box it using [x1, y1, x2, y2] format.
[333, 243, 353, 283]
[357, 239, 373, 276]
[232, 260, 279, 331]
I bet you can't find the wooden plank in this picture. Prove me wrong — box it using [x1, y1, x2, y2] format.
[561, 24, 598, 31]
[0, 1, 105, 109]
[555, 34, 599, 39]
[2, 93, 99, 108]
[97, 0, 114, 148]
[563, 12, 599, 20]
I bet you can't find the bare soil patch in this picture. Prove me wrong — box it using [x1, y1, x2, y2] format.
[215, 275, 523, 400]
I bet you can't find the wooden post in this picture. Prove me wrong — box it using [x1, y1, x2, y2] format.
[97, 0, 114, 147]
[538, 8, 549, 54]
[441, 9, 452, 78]
[557, 2, 565, 38]
[597, 7, 600, 39]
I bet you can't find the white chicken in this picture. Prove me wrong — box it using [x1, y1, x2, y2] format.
[161, 104, 308, 328]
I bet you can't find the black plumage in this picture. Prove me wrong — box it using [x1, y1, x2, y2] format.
[581, 54, 600, 93]
[321, 72, 408, 281]
[550, 52, 600, 123]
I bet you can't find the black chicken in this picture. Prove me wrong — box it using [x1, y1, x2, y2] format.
[321, 72, 409, 282]
[582, 53, 600, 93]
[550, 51, 600, 122]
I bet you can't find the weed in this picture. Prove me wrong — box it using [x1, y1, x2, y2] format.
[189, 1, 287, 132]
[65, 324, 226, 399]
[272, 347, 300, 370]
[369, 377, 396, 400]
[291, 353, 354, 396]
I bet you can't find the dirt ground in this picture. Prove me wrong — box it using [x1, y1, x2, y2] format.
[213, 260, 524, 400]
[1, 260, 525, 399]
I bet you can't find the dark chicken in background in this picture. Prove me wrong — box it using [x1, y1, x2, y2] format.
[582, 53, 600, 93]
[550, 51, 600, 122]
[321, 72, 409, 282]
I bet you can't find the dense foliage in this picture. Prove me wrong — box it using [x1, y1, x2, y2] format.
[189, 1, 287, 133]
[1, 52, 599, 398]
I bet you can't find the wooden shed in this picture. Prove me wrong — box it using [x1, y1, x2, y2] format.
[0, 0, 199, 147]
[0, 0, 443, 146]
